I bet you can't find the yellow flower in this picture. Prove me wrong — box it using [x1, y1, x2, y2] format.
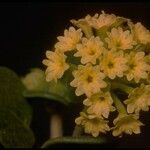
[70, 15, 93, 38]
[70, 63, 107, 97]
[74, 36, 105, 64]
[100, 50, 128, 79]
[83, 92, 115, 118]
[55, 27, 83, 53]
[125, 51, 150, 83]
[89, 11, 117, 29]
[112, 114, 144, 137]
[124, 84, 150, 113]
[42, 51, 69, 82]
[22, 68, 47, 91]
[131, 22, 150, 44]
[75, 112, 110, 137]
[105, 27, 136, 51]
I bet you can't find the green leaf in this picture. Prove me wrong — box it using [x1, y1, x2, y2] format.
[22, 68, 77, 105]
[0, 67, 32, 125]
[0, 108, 34, 148]
[0, 66, 34, 147]
[41, 136, 106, 148]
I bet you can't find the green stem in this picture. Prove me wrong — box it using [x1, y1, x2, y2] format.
[72, 125, 83, 137]
[111, 82, 133, 94]
[41, 136, 106, 148]
[111, 92, 127, 115]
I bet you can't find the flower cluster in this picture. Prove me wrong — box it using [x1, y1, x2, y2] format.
[43, 11, 150, 137]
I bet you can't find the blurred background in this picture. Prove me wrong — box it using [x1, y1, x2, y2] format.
[0, 2, 150, 148]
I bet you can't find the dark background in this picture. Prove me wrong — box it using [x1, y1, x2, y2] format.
[1, 1, 150, 148]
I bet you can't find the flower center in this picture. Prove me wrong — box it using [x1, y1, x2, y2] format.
[89, 49, 96, 55]
[108, 62, 114, 68]
[86, 75, 93, 83]
[116, 41, 121, 48]
[99, 96, 105, 101]
[129, 63, 136, 69]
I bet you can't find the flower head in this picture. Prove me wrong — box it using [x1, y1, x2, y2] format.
[131, 22, 150, 44]
[105, 27, 136, 51]
[112, 114, 144, 137]
[124, 84, 150, 113]
[74, 36, 105, 64]
[42, 51, 69, 82]
[125, 51, 150, 83]
[89, 11, 117, 29]
[70, 63, 107, 97]
[100, 50, 128, 79]
[75, 112, 110, 137]
[83, 92, 114, 118]
[55, 27, 83, 53]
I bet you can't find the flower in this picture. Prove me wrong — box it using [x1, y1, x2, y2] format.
[105, 27, 136, 51]
[75, 112, 110, 137]
[74, 36, 105, 64]
[112, 114, 144, 137]
[131, 22, 150, 44]
[88, 11, 117, 29]
[22, 68, 48, 91]
[55, 27, 83, 52]
[125, 51, 150, 83]
[83, 92, 115, 118]
[100, 50, 128, 79]
[124, 84, 150, 113]
[70, 15, 93, 38]
[70, 63, 107, 97]
[42, 51, 69, 82]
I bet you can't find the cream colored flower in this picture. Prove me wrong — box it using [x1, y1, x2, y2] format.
[75, 112, 110, 137]
[70, 63, 107, 97]
[22, 68, 47, 91]
[131, 22, 150, 44]
[74, 36, 105, 64]
[55, 26, 83, 52]
[42, 51, 69, 82]
[124, 84, 150, 113]
[125, 51, 150, 83]
[105, 27, 136, 51]
[100, 50, 128, 79]
[112, 114, 144, 137]
[89, 11, 117, 29]
[83, 92, 114, 118]
[70, 15, 93, 38]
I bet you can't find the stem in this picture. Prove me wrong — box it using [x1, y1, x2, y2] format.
[41, 136, 106, 148]
[111, 92, 127, 115]
[111, 82, 133, 94]
[72, 125, 83, 137]
[50, 114, 63, 138]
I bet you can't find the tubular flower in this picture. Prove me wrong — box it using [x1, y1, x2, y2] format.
[125, 51, 150, 83]
[70, 63, 107, 97]
[131, 22, 150, 44]
[55, 27, 83, 53]
[88, 11, 117, 29]
[83, 92, 114, 118]
[42, 51, 69, 82]
[112, 114, 144, 137]
[75, 112, 110, 137]
[74, 36, 105, 64]
[124, 84, 150, 113]
[105, 27, 136, 51]
[100, 50, 128, 79]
